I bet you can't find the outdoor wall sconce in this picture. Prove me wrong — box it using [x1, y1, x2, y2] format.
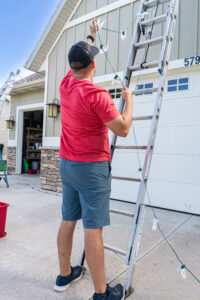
[5, 117, 15, 129]
[46, 98, 60, 118]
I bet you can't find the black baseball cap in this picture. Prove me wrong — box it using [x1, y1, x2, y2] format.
[68, 41, 99, 70]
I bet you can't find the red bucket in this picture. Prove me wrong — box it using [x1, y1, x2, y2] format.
[0, 202, 9, 238]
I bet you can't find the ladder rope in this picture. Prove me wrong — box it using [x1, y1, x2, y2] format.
[96, 16, 200, 285]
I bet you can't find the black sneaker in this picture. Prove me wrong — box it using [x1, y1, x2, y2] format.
[93, 284, 125, 300]
[54, 265, 83, 292]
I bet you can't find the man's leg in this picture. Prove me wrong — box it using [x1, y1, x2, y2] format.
[84, 227, 107, 294]
[57, 220, 77, 276]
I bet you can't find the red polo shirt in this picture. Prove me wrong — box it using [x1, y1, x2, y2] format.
[59, 70, 120, 162]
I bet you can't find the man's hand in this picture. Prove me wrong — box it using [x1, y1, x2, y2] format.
[121, 87, 133, 102]
[105, 87, 133, 137]
[89, 19, 98, 39]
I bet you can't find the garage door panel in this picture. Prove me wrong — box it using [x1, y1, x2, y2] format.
[144, 181, 200, 214]
[149, 155, 200, 185]
[154, 127, 200, 154]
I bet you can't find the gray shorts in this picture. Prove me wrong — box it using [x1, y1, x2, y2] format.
[59, 157, 112, 229]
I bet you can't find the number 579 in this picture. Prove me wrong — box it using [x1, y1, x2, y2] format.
[184, 56, 200, 66]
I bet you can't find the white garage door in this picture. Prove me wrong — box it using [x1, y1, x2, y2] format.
[109, 70, 200, 215]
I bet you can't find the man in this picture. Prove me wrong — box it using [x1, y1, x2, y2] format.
[54, 20, 133, 300]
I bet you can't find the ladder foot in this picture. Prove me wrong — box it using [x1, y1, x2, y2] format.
[125, 287, 134, 298]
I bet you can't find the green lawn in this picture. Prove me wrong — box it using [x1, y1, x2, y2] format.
[0, 161, 7, 172]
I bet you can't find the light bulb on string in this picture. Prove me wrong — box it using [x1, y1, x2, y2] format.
[137, 12, 149, 35]
[120, 29, 127, 40]
[147, 29, 152, 40]
[97, 18, 105, 31]
[177, 264, 187, 279]
[100, 43, 109, 54]
[137, 167, 143, 180]
[152, 217, 159, 231]
[112, 74, 121, 86]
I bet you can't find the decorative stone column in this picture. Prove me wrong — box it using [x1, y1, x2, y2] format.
[40, 147, 62, 193]
[7, 147, 16, 174]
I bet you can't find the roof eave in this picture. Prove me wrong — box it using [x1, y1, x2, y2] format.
[10, 79, 45, 96]
[24, 0, 71, 72]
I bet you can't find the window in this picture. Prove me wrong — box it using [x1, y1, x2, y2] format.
[168, 77, 189, 92]
[109, 88, 121, 99]
[135, 83, 153, 96]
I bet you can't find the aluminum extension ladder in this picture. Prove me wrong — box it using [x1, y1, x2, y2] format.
[0, 70, 21, 114]
[79, 0, 179, 297]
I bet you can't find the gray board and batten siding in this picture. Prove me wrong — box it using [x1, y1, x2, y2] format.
[45, 0, 200, 138]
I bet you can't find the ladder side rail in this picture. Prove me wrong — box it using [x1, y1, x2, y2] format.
[125, 75, 165, 264]
[123, 0, 146, 88]
[110, 0, 146, 158]
[158, 0, 179, 73]
[142, 0, 179, 176]
[125, 176, 147, 264]
[125, 0, 179, 264]
[161, 0, 180, 69]
[125, 72, 168, 265]
[78, 243, 86, 266]
[125, 204, 145, 295]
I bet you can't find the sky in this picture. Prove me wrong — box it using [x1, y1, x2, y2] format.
[0, 0, 60, 87]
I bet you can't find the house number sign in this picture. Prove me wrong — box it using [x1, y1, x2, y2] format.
[184, 56, 200, 66]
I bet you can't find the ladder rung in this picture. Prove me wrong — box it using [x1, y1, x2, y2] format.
[132, 87, 158, 95]
[133, 115, 153, 121]
[112, 176, 141, 182]
[110, 208, 134, 217]
[129, 60, 159, 72]
[135, 36, 164, 49]
[104, 244, 127, 256]
[113, 146, 147, 150]
[143, 0, 170, 9]
[141, 14, 167, 28]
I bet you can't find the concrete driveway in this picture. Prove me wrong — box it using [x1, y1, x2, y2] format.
[0, 175, 199, 300]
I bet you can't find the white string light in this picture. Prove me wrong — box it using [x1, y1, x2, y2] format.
[137, 12, 149, 34]
[97, 18, 105, 31]
[178, 265, 187, 279]
[112, 74, 122, 85]
[120, 29, 127, 40]
[100, 43, 109, 54]
[152, 217, 159, 231]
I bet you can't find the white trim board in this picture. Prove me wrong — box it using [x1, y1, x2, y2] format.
[42, 137, 60, 148]
[47, 0, 137, 59]
[7, 140, 17, 147]
[93, 59, 200, 84]
[43, 56, 48, 141]
[15, 102, 44, 174]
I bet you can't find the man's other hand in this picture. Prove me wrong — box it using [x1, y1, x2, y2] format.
[90, 19, 98, 39]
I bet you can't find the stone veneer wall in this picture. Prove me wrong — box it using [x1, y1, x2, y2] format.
[40, 148, 62, 193]
[7, 147, 16, 174]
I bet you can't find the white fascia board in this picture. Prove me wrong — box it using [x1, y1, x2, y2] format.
[39, 57, 48, 73]
[10, 79, 45, 94]
[24, 0, 69, 70]
[47, 0, 137, 59]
